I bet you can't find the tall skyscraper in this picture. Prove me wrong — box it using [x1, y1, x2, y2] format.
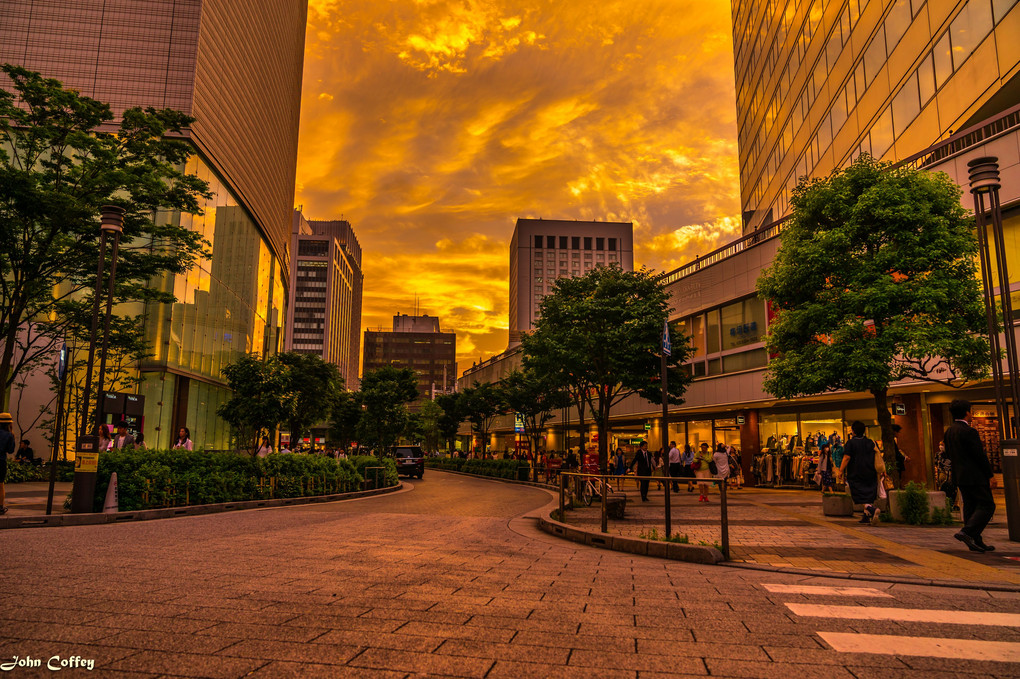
[733, 0, 1020, 231]
[287, 210, 364, 390]
[508, 218, 634, 347]
[363, 315, 457, 405]
[1, 0, 308, 449]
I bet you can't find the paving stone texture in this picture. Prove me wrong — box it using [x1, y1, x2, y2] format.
[558, 478, 1020, 584]
[1, 470, 1018, 677]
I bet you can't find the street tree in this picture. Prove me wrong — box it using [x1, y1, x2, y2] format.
[501, 368, 569, 458]
[357, 365, 418, 453]
[757, 154, 990, 476]
[0, 65, 209, 410]
[328, 390, 362, 451]
[522, 265, 692, 472]
[459, 381, 505, 456]
[218, 354, 295, 456]
[278, 352, 344, 446]
[435, 392, 464, 456]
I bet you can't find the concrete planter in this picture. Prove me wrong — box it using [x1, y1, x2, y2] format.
[889, 490, 947, 522]
[822, 494, 853, 516]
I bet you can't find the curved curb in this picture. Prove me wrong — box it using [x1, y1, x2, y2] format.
[424, 466, 559, 490]
[0, 483, 402, 530]
[537, 512, 725, 564]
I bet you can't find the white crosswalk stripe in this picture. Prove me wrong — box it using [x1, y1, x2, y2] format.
[763, 584, 1020, 663]
[762, 584, 891, 597]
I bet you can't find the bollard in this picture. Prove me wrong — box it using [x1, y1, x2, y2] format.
[559, 473, 566, 519]
[720, 478, 730, 560]
[665, 471, 672, 539]
[601, 474, 608, 533]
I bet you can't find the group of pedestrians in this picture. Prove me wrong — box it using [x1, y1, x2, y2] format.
[623, 440, 741, 503]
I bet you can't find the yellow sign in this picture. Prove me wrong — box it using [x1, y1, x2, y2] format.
[75, 452, 99, 473]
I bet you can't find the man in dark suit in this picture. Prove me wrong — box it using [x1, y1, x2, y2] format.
[630, 441, 653, 502]
[943, 399, 996, 552]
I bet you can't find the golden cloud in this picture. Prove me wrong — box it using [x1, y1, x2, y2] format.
[298, 0, 740, 371]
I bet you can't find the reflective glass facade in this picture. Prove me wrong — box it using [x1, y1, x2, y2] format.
[733, 0, 1020, 231]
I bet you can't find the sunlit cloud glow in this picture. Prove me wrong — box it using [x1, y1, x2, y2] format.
[298, 0, 739, 367]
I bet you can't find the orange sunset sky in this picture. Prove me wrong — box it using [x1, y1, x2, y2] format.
[295, 0, 741, 371]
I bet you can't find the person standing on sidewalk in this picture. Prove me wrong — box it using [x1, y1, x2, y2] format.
[694, 442, 713, 503]
[629, 441, 653, 502]
[838, 421, 879, 524]
[944, 399, 996, 553]
[0, 413, 14, 514]
[668, 441, 682, 492]
[681, 444, 695, 492]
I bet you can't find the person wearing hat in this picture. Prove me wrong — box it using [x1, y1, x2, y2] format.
[112, 420, 135, 450]
[0, 412, 14, 514]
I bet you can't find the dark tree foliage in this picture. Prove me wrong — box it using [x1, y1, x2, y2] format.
[357, 365, 418, 453]
[459, 381, 505, 456]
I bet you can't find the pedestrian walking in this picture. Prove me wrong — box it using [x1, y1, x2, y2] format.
[112, 420, 135, 449]
[652, 448, 665, 489]
[97, 424, 112, 451]
[892, 424, 909, 488]
[713, 443, 730, 485]
[816, 443, 836, 493]
[173, 427, 193, 451]
[943, 399, 996, 552]
[668, 441, 682, 492]
[681, 444, 695, 492]
[838, 421, 880, 524]
[256, 436, 273, 458]
[0, 412, 14, 514]
[693, 442, 713, 502]
[629, 441, 653, 501]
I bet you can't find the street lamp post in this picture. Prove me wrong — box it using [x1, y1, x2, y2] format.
[967, 157, 1020, 541]
[70, 205, 125, 514]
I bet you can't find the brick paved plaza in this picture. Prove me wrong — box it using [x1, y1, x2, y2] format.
[2, 471, 1020, 677]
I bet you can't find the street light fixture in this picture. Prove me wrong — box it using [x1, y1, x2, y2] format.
[967, 157, 1019, 541]
[71, 205, 125, 513]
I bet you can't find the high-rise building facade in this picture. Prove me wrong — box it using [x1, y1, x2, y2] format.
[363, 315, 457, 405]
[508, 219, 634, 347]
[1, 0, 308, 449]
[734, 0, 1020, 231]
[286, 211, 364, 389]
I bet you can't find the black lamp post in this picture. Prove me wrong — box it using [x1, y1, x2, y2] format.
[71, 205, 125, 513]
[967, 157, 1020, 541]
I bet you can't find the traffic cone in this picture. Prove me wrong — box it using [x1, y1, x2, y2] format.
[103, 472, 119, 513]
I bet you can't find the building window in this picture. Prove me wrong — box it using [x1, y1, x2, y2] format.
[609, 238, 617, 250]
[584, 237, 592, 249]
[571, 236, 581, 250]
[596, 237, 605, 250]
[584, 252, 592, 260]
[534, 235, 543, 248]
[547, 235, 556, 249]
[298, 240, 329, 257]
[559, 236, 568, 249]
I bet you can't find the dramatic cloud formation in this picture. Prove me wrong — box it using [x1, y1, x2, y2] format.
[297, 0, 740, 369]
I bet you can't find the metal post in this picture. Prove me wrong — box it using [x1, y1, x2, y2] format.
[46, 342, 69, 515]
[600, 473, 608, 533]
[968, 158, 1019, 541]
[94, 228, 122, 433]
[78, 232, 108, 436]
[720, 478, 730, 560]
[662, 351, 671, 538]
[559, 472, 566, 518]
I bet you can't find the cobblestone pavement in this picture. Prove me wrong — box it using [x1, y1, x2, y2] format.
[2, 482, 72, 516]
[2, 470, 1019, 677]
[558, 480, 1020, 584]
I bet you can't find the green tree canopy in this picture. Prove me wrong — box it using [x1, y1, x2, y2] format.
[522, 265, 691, 471]
[217, 355, 294, 456]
[435, 392, 464, 455]
[500, 368, 569, 457]
[459, 381, 505, 455]
[0, 64, 210, 409]
[415, 398, 444, 454]
[329, 390, 362, 450]
[277, 352, 344, 446]
[357, 365, 418, 453]
[757, 154, 990, 471]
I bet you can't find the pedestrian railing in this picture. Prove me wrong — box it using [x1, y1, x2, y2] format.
[558, 471, 730, 560]
[362, 466, 385, 490]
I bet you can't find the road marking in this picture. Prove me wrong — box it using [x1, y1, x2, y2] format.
[819, 632, 1020, 662]
[787, 603, 1020, 627]
[763, 584, 891, 597]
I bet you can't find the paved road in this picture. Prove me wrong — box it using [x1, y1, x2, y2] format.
[2, 471, 1019, 678]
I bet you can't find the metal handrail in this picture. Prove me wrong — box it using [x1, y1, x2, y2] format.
[558, 471, 730, 560]
[657, 217, 789, 287]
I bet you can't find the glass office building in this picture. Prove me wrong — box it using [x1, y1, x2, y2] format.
[1, 0, 307, 450]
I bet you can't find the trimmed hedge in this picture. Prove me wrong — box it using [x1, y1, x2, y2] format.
[349, 455, 399, 488]
[424, 457, 466, 472]
[4, 460, 75, 483]
[461, 458, 526, 480]
[91, 449, 397, 512]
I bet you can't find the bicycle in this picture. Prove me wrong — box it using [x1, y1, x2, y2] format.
[579, 470, 615, 506]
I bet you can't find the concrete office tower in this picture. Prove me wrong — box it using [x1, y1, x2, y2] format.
[508, 218, 634, 347]
[734, 0, 1020, 232]
[0, 0, 308, 449]
[363, 315, 457, 406]
[287, 211, 364, 390]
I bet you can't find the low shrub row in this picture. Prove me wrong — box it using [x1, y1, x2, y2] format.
[424, 457, 466, 472]
[461, 458, 526, 480]
[349, 455, 399, 489]
[4, 460, 76, 483]
[91, 449, 397, 512]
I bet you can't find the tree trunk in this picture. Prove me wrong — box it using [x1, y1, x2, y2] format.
[598, 401, 610, 474]
[573, 393, 586, 455]
[0, 312, 23, 411]
[871, 388, 898, 487]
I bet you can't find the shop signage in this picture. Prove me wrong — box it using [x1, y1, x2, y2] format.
[1004, 447, 1018, 457]
[893, 403, 906, 416]
[74, 435, 99, 473]
[514, 413, 525, 433]
[644, 423, 652, 430]
[736, 415, 745, 425]
[662, 321, 672, 356]
[715, 418, 737, 427]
